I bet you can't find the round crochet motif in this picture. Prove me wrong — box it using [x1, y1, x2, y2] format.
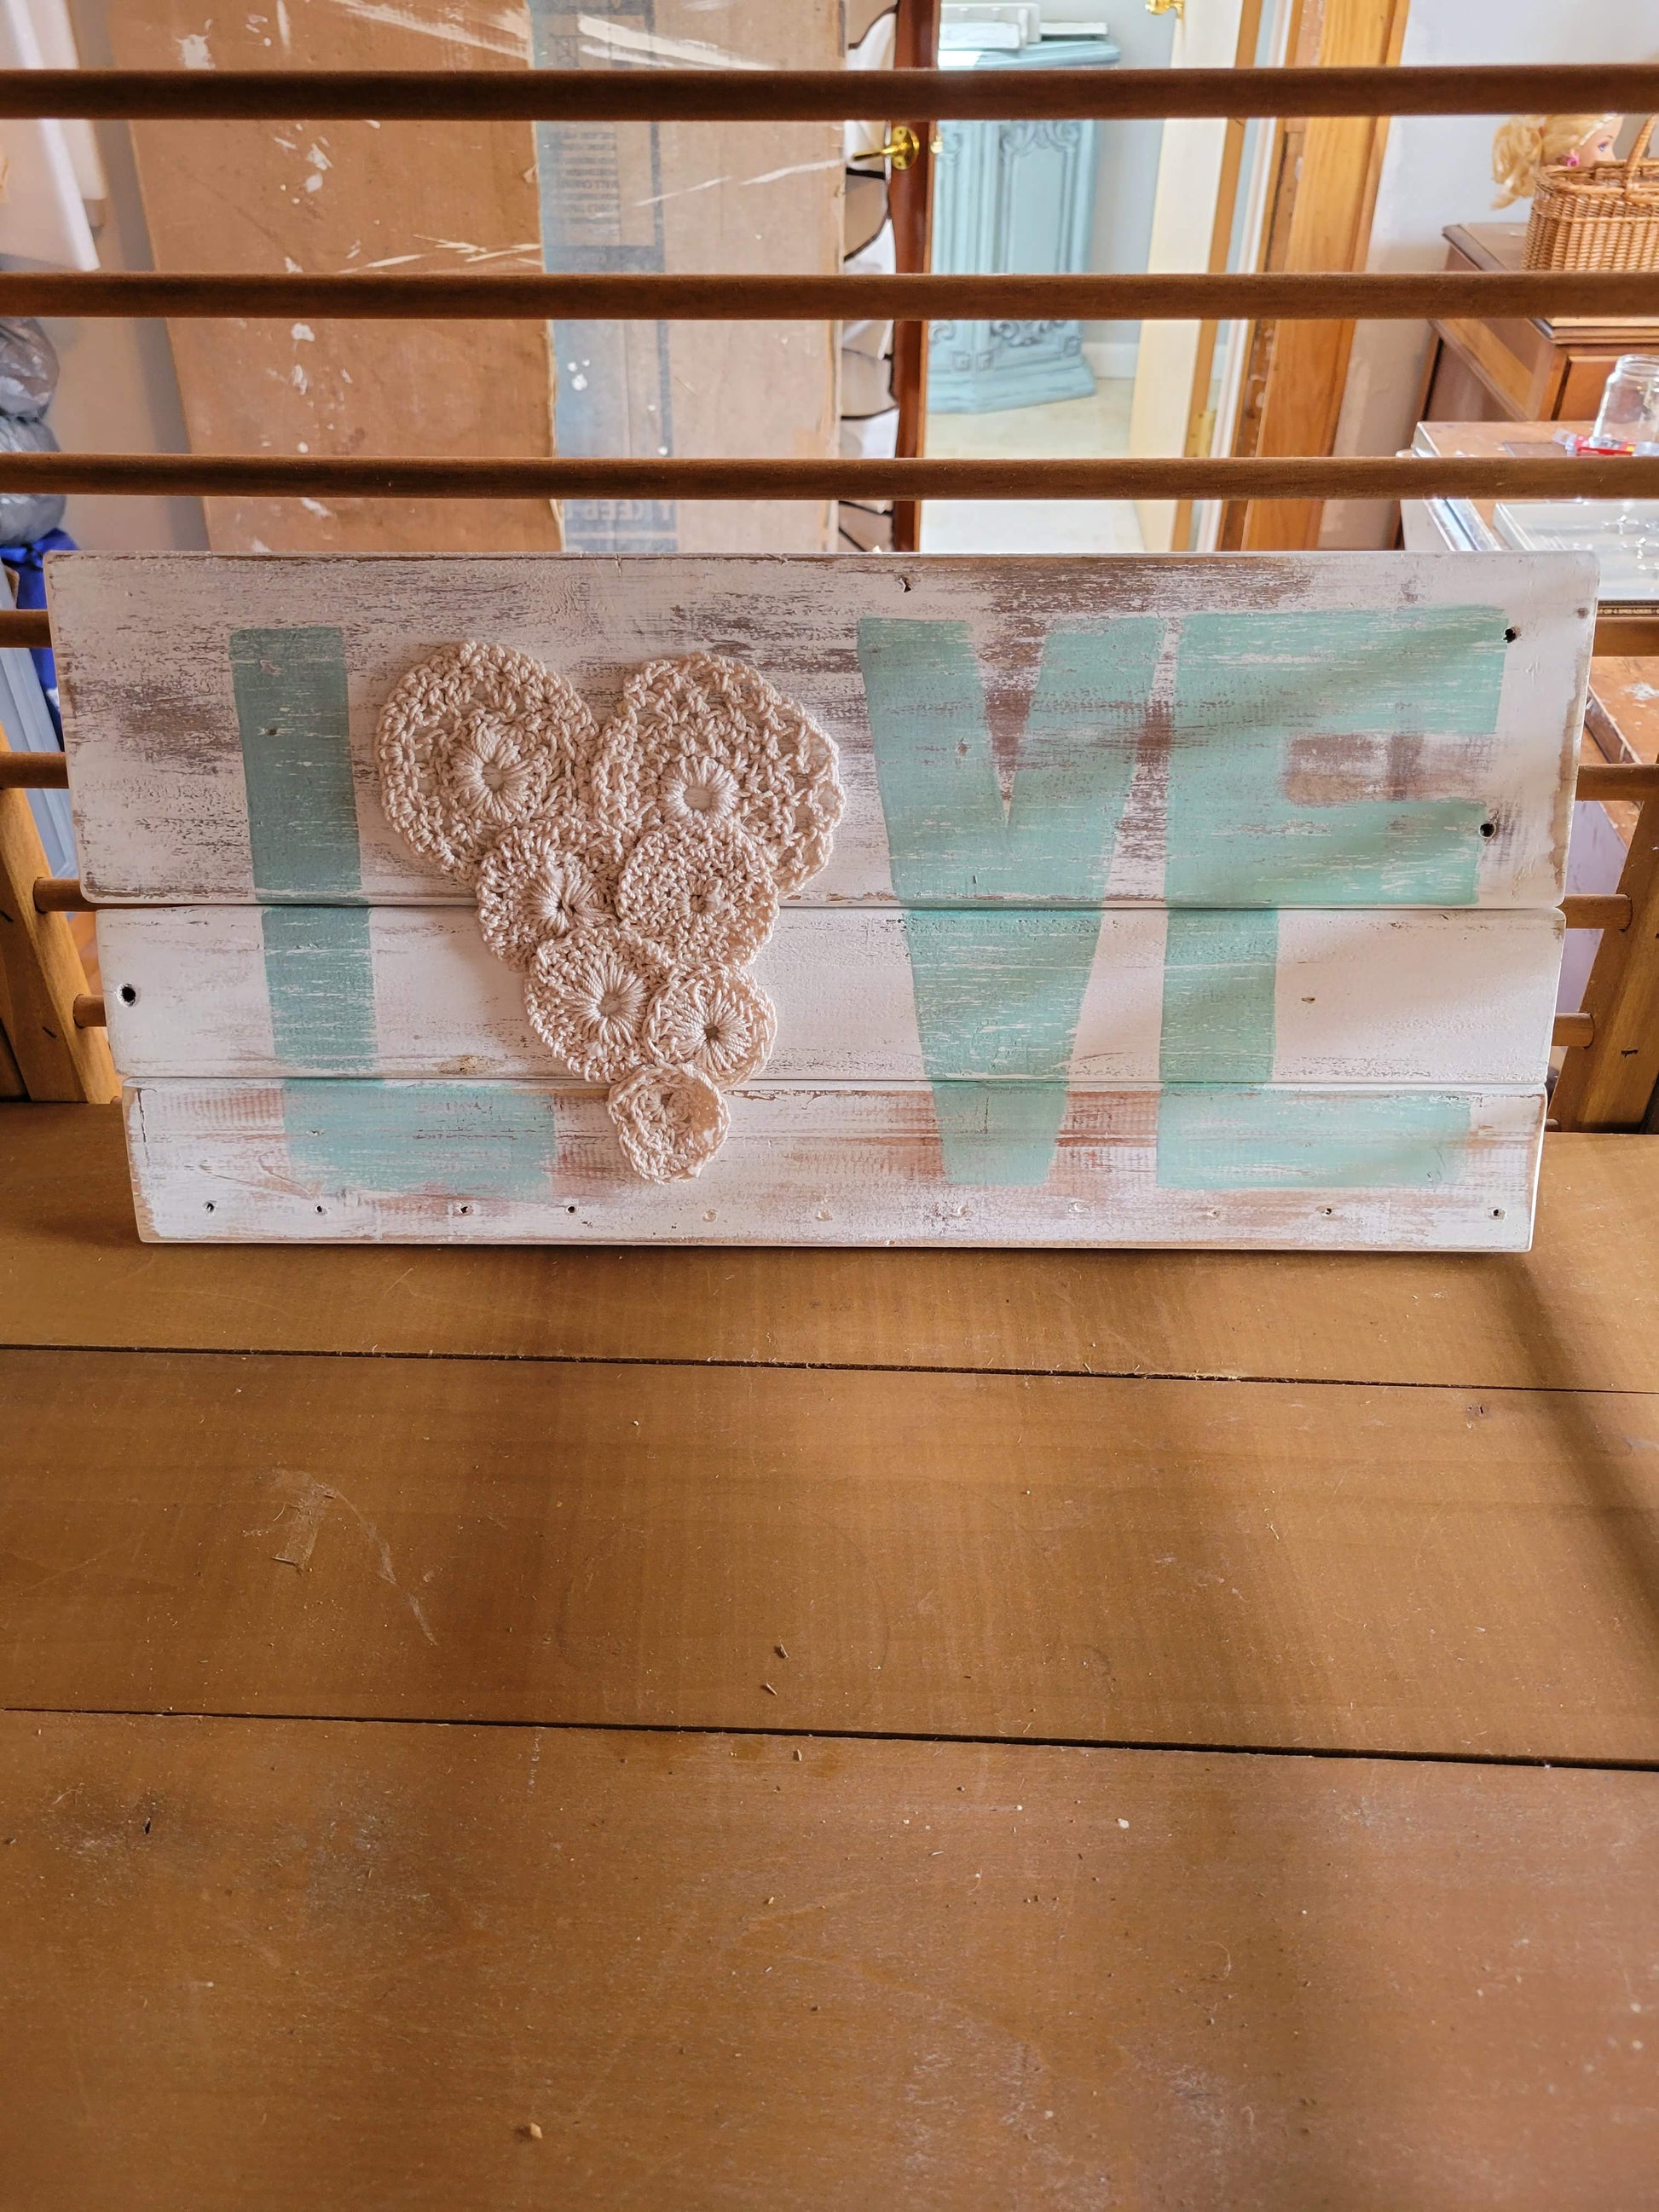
[608, 1062, 730, 1184]
[476, 815, 622, 972]
[644, 965, 776, 1087]
[616, 819, 778, 967]
[375, 641, 594, 885]
[592, 653, 843, 898]
[524, 924, 670, 1083]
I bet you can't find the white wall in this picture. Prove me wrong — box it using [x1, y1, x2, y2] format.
[1322, 0, 1659, 549]
[1042, 0, 1176, 371]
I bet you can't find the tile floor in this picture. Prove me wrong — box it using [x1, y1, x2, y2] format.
[919, 378, 1144, 555]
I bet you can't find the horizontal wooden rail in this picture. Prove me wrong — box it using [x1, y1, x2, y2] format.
[0, 608, 50, 649]
[32, 876, 86, 913]
[4, 65, 1658, 123]
[5, 453, 1659, 501]
[0, 753, 66, 790]
[14, 763, 1656, 806]
[1576, 762, 1659, 801]
[1554, 1012, 1595, 1048]
[30, 885, 1653, 922]
[1593, 615, 1659, 657]
[1564, 893, 1633, 931]
[3, 269, 1656, 323]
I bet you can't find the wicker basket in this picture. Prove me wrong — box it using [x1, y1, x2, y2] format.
[1525, 115, 1659, 270]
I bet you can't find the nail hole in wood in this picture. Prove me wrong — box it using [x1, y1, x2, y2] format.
[119, 984, 136, 1005]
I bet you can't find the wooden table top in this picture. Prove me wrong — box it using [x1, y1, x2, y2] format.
[1445, 220, 1659, 340]
[3, 1101, 1658, 2209]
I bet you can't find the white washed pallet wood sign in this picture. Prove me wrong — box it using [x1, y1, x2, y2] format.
[51, 551, 1588, 1250]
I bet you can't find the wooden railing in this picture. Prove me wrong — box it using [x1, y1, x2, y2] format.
[0, 61, 1656, 1116]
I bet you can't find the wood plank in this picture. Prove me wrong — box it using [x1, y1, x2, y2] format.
[96, 904, 1564, 1087]
[3, 1106, 1655, 1389]
[50, 552, 1591, 910]
[108, 3, 563, 556]
[5, 1341, 1659, 1757]
[3, 1715, 1657, 2212]
[121, 1077, 1546, 1250]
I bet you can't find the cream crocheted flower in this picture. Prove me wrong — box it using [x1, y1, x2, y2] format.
[375, 641, 594, 885]
[592, 652, 843, 898]
[644, 966, 776, 1087]
[616, 819, 778, 967]
[524, 924, 669, 1083]
[476, 815, 622, 972]
[607, 1062, 730, 1185]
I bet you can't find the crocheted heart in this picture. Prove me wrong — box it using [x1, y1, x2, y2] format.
[375, 645, 842, 1185]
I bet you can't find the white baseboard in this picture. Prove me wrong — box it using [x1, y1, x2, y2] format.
[1083, 339, 1138, 381]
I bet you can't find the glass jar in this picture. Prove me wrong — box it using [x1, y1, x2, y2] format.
[1593, 354, 1659, 447]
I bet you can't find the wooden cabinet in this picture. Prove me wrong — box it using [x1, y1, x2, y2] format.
[1420, 222, 1659, 425]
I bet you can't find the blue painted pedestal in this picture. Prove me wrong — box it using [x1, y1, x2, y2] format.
[928, 38, 1119, 415]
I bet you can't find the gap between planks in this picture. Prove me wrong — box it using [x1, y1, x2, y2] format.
[15, 1336, 1659, 1400]
[3, 1703, 1653, 1776]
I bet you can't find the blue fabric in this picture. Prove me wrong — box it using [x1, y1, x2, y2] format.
[0, 525, 74, 726]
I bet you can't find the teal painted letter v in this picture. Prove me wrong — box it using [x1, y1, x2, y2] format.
[856, 616, 1160, 1183]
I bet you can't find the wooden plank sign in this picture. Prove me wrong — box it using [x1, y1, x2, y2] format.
[51, 552, 1590, 1249]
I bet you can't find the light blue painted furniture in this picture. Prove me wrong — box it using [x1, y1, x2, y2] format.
[928, 38, 1120, 414]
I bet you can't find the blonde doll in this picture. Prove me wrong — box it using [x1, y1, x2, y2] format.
[1492, 113, 1623, 206]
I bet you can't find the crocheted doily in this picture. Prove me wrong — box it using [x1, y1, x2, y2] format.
[375, 643, 842, 1184]
[477, 814, 624, 972]
[608, 1063, 729, 1184]
[616, 820, 777, 967]
[525, 924, 671, 1085]
[592, 654, 844, 897]
[644, 965, 776, 1088]
[375, 641, 595, 886]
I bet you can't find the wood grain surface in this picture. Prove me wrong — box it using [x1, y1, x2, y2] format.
[5, 1340, 1659, 1759]
[51, 552, 1588, 909]
[2, 1105, 1653, 1388]
[3, 1712, 1655, 2212]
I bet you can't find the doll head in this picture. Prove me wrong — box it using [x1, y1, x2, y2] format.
[1492, 113, 1623, 206]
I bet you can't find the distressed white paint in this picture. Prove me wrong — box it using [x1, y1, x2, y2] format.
[51, 552, 1592, 907]
[123, 1079, 1546, 1251]
[95, 904, 1565, 1086]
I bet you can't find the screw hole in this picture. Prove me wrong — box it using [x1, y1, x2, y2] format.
[118, 984, 136, 1005]
[203, 1200, 215, 1213]
[567, 1204, 577, 1215]
[315, 1204, 325, 1215]
[1480, 820, 1497, 838]
[1491, 1207, 1505, 1218]
[1504, 627, 1518, 644]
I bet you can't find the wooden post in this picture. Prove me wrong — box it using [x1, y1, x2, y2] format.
[1552, 791, 1659, 1130]
[888, 0, 940, 556]
[0, 731, 116, 1102]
